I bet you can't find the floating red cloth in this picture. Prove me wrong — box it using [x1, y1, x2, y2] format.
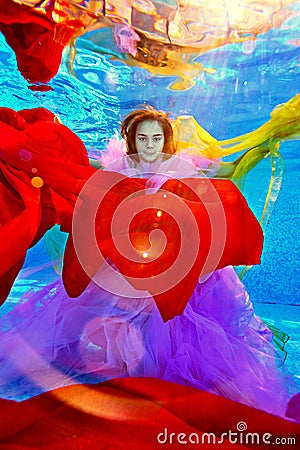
[0, 0, 75, 84]
[63, 175, 263, 321]
[0, 378, 299, 449]
[0, 105, 263, 321]
[0, 106, 94, 304]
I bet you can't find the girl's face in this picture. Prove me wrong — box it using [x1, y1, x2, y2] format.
[135, 120, 165, 162]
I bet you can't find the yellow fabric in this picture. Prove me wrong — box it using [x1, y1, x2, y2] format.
[172, 94, 299, 282]
[219, 94, 300, 152]
[173, 94, 299, 229]
[173, 94, 300, 159]
[47, 95, 299, 274]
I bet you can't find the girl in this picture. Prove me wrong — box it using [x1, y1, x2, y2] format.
[0, 106, 298, 421]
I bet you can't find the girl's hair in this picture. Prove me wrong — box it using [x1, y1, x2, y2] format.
[121, 107, 176, 155]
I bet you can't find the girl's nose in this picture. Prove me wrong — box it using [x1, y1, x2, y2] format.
[147, 139, 154, 148]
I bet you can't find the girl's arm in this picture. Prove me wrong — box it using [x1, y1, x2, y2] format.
[215, 143, 270, 178]
[89, 158, 104, 169]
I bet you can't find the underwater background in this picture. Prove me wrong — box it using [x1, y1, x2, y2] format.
[0, 0, 299, 384]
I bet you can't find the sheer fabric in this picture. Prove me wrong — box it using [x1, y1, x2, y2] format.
[0, 264, 297, 419]
[0, 104, 299, 420]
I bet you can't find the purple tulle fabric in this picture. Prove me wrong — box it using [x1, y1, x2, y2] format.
[0, 265, 297, 418]
[0, 151, 297, 420]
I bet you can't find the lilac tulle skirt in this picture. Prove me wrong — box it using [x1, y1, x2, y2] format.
[0, 265, 297, 418]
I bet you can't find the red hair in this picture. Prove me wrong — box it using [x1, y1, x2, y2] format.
[121, 107, 176, 156]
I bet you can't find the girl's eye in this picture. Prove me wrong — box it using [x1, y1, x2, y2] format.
[154, 137, 162, 142]
[138, 137, 146, 142]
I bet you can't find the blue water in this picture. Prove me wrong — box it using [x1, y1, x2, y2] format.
[0, 5, 299, 385]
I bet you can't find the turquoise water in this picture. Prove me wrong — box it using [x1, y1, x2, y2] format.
[0, 6, 299, 386]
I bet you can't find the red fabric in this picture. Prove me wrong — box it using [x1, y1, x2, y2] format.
[0, 378, 298, 449]
[0, 106, 94, 305]
[0, 0, 75, 83]
[0, 105, 263, 321]
[63, 176, 263, 321]
[0, 163, 43, 303]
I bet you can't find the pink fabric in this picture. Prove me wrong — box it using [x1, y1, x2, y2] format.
[100, 140, 221, 192]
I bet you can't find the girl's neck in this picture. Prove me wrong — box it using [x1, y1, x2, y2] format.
[130, 153, 172, 166]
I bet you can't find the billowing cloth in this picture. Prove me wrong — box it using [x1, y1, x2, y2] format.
[0, 1, 109, 89]
[0, 378, 299, 449]
[0, 0, 75, 84]
[0, 106, 263, 320]
[0, 105, 299, 421]
[63, 174, 263, 321]
[2, 1, 297, 93]
[173, 94, 300, 232]
[0, 265, 298, 420]
[0, 106, 94, 305]
[173, 94, 300, 160]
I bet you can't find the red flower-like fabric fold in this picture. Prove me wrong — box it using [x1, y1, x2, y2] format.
[0, 106, 94, 305]
[63, 174, 263, 321]
[0, 105, 263, 321]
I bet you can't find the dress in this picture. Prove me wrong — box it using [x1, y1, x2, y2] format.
[0, 146, 298, 421]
